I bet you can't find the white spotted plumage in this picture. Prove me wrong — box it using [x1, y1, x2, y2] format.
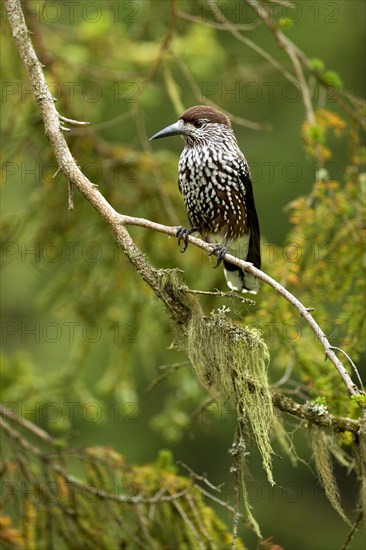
[178, 123, 249, 242]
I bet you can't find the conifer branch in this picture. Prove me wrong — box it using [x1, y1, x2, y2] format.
[0, 412, 189, 505]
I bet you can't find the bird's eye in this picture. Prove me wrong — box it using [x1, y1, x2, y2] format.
[194, 120, 204, 128]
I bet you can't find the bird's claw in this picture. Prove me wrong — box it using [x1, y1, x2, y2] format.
[209, 244, 228, 268]
[176, 227, 199, 253]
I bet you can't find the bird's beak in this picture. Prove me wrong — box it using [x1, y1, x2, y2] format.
[149, 122, 184, 141]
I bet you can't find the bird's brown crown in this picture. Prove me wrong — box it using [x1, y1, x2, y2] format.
[180, 106, 231, 127]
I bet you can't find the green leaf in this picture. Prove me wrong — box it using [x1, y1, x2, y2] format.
[278, 17, 294, 29]
[323, 70, 344, 89]
[309, 58, 325, 72]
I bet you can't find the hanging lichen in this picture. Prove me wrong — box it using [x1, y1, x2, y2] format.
[187, 306, 274, 486]
[309, 425, 351, 525]
[354, 433, 366, 528]
[272, 415, 298, 467]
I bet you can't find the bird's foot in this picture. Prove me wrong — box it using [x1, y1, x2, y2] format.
[176, 226, 200, 253]
[209, 243, 229, 268]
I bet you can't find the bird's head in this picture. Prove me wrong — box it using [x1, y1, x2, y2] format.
[149, 105, 231, 146]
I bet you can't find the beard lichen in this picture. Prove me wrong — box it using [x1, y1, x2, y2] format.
[309, 423, 366, 527]
[272, 416, 298, 467]
[157, 270, 363, 534]
[160, 269, 275, 537]
[354, 433, 366, 529]
[187, 306, 274, 487]
[309, 425, 351, 525]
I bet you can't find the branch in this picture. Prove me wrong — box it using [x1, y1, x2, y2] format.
[4, 0, 364, 408]
[118, 214, 363, 401]
[203, 2, 298, 85]
[0, 412, 189, 505]
[4, 0, 191, 326]
[244, 0, 365, 129]
[270, 393, 361, 434]
[245, 0, 316, 124]
[141, 364, 363, 435]
[139, 0, 177, 89]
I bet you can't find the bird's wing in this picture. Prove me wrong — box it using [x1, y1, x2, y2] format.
[177, 176, 184, 196]
[237, 159, 261, 269]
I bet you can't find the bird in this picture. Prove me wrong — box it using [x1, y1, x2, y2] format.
[150, 105, 261, 293]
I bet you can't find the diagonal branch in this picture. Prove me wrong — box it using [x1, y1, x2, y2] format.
[5, 0, 191, 326]
[4, 0, 364, 407]
[117, 214, 364, 401]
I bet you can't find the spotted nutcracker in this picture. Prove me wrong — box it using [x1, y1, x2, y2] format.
[150, 105, 261, 293]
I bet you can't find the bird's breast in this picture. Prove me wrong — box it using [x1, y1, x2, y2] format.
[178, 147, 248, 240]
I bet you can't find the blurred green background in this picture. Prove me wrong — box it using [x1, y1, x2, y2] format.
[1, 0, 365, 548]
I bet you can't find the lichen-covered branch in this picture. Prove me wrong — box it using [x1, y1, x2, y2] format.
[271, 393, 361, 434]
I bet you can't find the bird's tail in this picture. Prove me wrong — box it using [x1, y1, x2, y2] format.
[223, 232, 260, 293]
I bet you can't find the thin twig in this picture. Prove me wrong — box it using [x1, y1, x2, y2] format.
[67, 180, 74, 211]
[272, 358, 294, 388]
[171, 498, 205, 549]
[185, 493, 215, 546]
[206, 2, 298, 85]
[56, 470, 189, 505]
[0, 404, 55, 444]
[58, 114, 89, 126]
[245, 0, 315, 125]
[184, 287, 256, 305]
[177, 10, 260, 31]
[177, 461, 223, 493]
[230, 425, 242, 550]
[144, 361, 189, 394]
[140, 0, 177, 88]
[193, 483, 249, 525]
[341, 511, 363, 550]
[330, 346, 364, 390]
